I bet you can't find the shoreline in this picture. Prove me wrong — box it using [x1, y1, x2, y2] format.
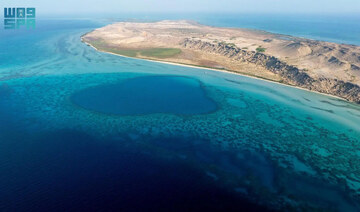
[82, 38, 346, 101]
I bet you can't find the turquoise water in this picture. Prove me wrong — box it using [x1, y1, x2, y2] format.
[1, 18, 360, 211]
[195, 13, 360, 45]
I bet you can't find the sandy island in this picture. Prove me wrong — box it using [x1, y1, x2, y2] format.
[81, 20, 360, 103]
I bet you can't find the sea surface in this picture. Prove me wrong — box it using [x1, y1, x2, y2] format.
[1, 16, 360, 211]
[81, 12, 360, 45]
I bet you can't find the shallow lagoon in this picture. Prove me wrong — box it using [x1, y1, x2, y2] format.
[1, 20, 360, 211]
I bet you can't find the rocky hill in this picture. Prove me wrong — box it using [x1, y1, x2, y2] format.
[181, 38, 360, 103]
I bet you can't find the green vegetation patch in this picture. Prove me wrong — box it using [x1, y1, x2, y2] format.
[226, 43, 236, 48]
[87, 40, 181, 58]
[256, 47, 266, 53]
[139, 48, 181, 58]
[217, 41, 237, 48]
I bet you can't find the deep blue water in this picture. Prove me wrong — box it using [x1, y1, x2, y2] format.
[71, 76, 217, 115]
[1, 17, 360, 211]
[0, 127, 271, 211]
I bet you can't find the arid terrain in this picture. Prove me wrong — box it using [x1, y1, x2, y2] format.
[82, 20, 360, 103]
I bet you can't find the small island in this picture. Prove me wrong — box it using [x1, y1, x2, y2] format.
[82, 20, 360, 103]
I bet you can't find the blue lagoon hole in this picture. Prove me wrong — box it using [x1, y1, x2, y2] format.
[71, 75, 218, 115]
